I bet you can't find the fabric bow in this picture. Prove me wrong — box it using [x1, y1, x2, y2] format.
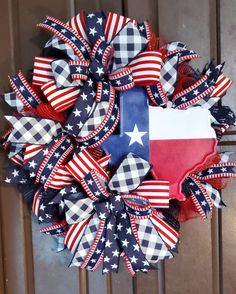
[33, 12, 162, 148]
[64, 152, 178, 275]
[183, 152, 236, 219]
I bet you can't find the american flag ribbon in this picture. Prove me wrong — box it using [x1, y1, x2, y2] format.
[210, 73, 232, 97]
[32, 188, 42, 217]
[150, 212, 179, 249]
[104, 12, 136, 43]
[135, 180, 170, 208]
[65, 217, 91, 253]
[47, 165, 75, 189]
[37, 16, 91, 61]
[23, 144, 44, 163]
[65, 149, 109, 182]
[129, 51, 162, 86]
[36, 136, 73, 188]
[32, 57, 55, 86]
[67, 11, 88, 42]
[41, 80, 80, 112]
[9, 71, 41, 109]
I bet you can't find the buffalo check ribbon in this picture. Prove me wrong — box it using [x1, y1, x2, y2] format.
[34, 13, 163, 147]
[146, 41, 200, 106]
[5, 116, 63, 145]
[63, 152, 177, 274]
[184, 159, 236, 218]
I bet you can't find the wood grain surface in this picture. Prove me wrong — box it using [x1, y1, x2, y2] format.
[0, 1, 235, 294]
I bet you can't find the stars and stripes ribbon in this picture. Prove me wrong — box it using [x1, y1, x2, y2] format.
[34, 13, 163, 147]
[146, 41, 200, 106]
[9, 71, 41, 109]
[63, 152, 177, 274]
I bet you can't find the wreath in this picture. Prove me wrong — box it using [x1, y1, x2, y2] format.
[2, 11, 236, 275]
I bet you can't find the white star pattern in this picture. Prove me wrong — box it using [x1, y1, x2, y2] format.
[89, 27, 97, 36]
[125, 124, 147, 146]
[29, 160, 37, 169]
[122, 239, 129, 247]
[80, 93, 88, 100]
[73, 108, 82, 117]
[96, 67, 104, 76]
[12, 169, 19, 177]
[65, 124, 73, 131]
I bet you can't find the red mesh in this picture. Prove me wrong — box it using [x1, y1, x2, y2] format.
[178, 198, 200, 222]
[173, 63, 197, 96]
[35, 103, 65, 124]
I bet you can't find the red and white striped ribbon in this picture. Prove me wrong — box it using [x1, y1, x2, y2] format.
[66, 149, 109, 182]
[135, 180, 170, 208]
[32, 57, 55, 86]
[23, 144, 44, 163]
[32, 188, 41, 217]
[129, 51, 162, 86]
[41, 80, 80, 112]
[210, 73, 232, 97]
[105, 12, 136, 43]
[67, 12, 88, 42]
[65, 217, 91, 253]
[47, 165, 75, 189]
[150, 212, 179, 249]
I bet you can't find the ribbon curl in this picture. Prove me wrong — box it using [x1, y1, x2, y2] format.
[64, 152, 178, 275]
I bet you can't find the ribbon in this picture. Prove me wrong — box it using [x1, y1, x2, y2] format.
[146, 41, 200, 106]
[63, 152, 178, 274]
[34, 12, 163, 147]
[183, 153, 236, 218]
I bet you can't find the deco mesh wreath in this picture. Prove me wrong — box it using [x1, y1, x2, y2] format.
[2, 11, 236, 275]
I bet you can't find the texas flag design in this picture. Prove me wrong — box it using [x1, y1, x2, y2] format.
[102, 88, 217, 200]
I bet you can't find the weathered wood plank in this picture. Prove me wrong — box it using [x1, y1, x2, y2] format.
[0, 1, 28, 293]
[158, 1, 219, 293]
[13, 1, 79, 294]
[218, 1, 236, 293]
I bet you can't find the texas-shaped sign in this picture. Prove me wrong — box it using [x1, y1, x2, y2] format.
[101, 88, 217, 201]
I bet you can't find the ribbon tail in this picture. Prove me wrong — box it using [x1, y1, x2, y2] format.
[117, 212, 156, 273]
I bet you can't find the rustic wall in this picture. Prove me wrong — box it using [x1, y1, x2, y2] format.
[0, 1, 235, 294]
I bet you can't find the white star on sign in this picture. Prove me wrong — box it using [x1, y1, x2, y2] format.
[125, 124, 147, 146]
[111, 264, 118, 269]
[5, 177, 11, 183]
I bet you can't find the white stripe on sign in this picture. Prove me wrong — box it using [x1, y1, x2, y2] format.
[149, 107, 216, 140]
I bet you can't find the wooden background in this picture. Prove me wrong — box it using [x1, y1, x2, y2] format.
[0, 0, 236, 293]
